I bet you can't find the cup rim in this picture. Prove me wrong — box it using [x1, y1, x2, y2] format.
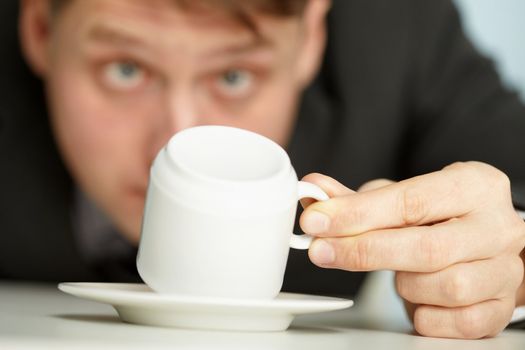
[163, 125, 292, 187]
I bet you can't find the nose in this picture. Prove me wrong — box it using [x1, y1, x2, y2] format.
[165, 86, 200, 135]
[148, 86, 200, 159]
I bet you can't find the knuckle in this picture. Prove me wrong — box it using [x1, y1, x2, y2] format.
[481, 164, 511, 192]
[445, 161, 485, 175]
[517, 214, 525, 236]
[395, 272, 411, 299]
[395, 272, 426, 304]
[412, 306, 433, 337]
[443, 161, 478, 181]
[442, 272, 469, 305]
[343, 238, 372, 270]
[453, 162, 510, 196]
[417, 234, 448, 271]
[443, 161, 468, 171]
[496, 172, 511, 193]
[444, 161, 504, 192]
[509, 256, 525, 291]
[512, 217, 525, 247]
[400, 187, 428, 226]
[455, 308, 487, 339]
[331, 201, 366, 233]
[500, 215, 525, 255]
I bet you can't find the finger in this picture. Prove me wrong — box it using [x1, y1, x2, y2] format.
[308, 216, 507, 272]
[299, 173, 354, 208]
[301, 162, 510, 236]
[357, 178, 395, 192]
[395, 256, 524, 307]
[413, 299, 515, 339]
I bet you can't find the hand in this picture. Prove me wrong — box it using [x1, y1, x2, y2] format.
[300, 162, 525, 339]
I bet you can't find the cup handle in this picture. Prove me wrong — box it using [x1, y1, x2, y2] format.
[289, 181, 330, 250]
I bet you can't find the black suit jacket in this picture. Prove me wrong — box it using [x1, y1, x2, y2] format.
[1, 0, 525, 298]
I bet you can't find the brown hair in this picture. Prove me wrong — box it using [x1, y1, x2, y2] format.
[51, 0, 308, 29]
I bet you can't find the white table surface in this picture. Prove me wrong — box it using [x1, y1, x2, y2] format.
[1, 281, 524, 349]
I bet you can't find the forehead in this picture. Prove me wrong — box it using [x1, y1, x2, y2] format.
[58, 0, 301, 57]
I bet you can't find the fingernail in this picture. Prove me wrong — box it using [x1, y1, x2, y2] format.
[310, 240, 335, 265]
[302, 211, 330, 234]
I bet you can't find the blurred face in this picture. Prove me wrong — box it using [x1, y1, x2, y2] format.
[20, 0, 328, 243]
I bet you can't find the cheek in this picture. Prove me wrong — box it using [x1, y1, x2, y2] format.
[46, 66, 154, 197]
[237, 79, 300, 146]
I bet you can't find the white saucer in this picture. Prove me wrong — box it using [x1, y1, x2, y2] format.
[58, 283, 353, 332]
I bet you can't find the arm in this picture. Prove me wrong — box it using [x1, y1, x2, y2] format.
[300, 0, 525, 338]
[406, 0, 525, 315]
[403, 0, 525, 187]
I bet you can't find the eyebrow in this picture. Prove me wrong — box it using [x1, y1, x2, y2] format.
[85, 24, 150, 48]
[84, 22, 276, 63]
[203, 32, 272, 55]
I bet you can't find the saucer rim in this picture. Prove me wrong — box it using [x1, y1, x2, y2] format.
[58, 282, 354, 312]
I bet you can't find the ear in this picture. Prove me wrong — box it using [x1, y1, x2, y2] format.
[295, 0, 331, 88]
[19, 0, 52, 77]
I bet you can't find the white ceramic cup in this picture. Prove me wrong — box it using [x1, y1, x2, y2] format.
[137, 125, 329, 299]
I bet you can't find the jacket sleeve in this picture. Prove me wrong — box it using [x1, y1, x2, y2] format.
[401, 0, 525, 205]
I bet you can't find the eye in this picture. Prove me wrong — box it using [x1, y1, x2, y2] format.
[215, 69, 254, 98]
[102, 61, 146, 90]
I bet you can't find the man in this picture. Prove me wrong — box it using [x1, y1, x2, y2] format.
[1, 0, 525, 339]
